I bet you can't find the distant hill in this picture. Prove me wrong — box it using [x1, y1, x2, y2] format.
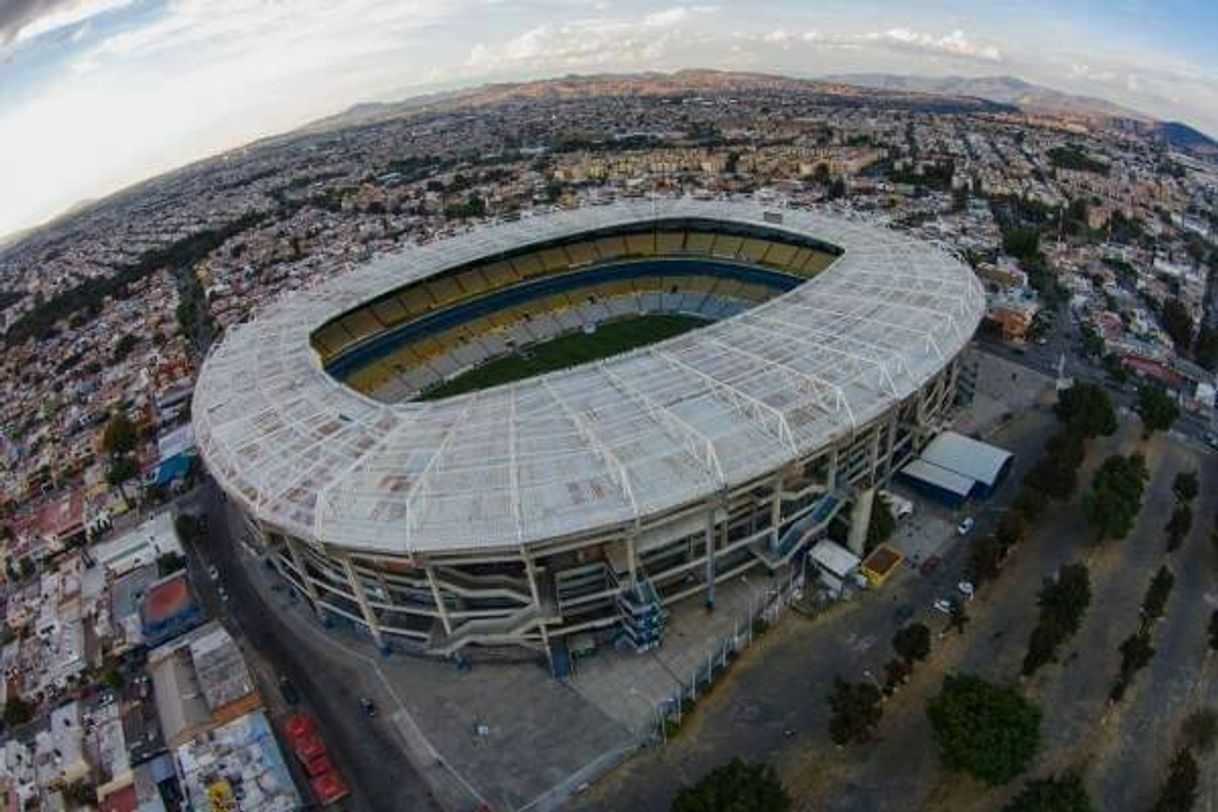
[826, 73, 1148, 120]
[297, 69, 1013, 135]
[827, 73, 1217, 156]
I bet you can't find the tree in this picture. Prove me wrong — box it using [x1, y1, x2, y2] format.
[1137, 386, 1180, 438]
[1023, 617, 1069, 677]
[671, 758, 791, 812]
[1003, 773, 1093, 812]
[1165, 505, 1193, 552]
[926, 674, 1042, 785]
[1148, 747, 1198, 812]
[1194, 324, 1218, 371]
[156, 551, 186, 577]
[100, 666, 125, 691]
[1159, 297, 1195, 353]
[1030, 431, 1086, 501]
[1022, 562, 1093, 676]
[110, 333, 138, 363]
[969, 536, 1004, 585]
[101, 413, 138, 456]
[106, 454, 139, 487]
[3, 694, 32, 727]
[1182, 708, 1218, 754]
[1111, 630, 1155, 701]
[1172, 471, 1199, 504]
[1014, 487, 1049, 522]
[883, 658, 912, 693]
[996, 512, 1030, 552]
[827, 677, 884, 746]
[892, 623, 931, 666]
[1040, 563, 1092, 634]
[1053, 383, 1116, 438]
[1141, 565, 1175, 623]
[1084, 454, 1148, 541]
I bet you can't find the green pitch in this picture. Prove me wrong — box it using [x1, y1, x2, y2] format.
[419, 314, 710, 400]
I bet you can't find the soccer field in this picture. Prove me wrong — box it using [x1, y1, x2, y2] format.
[418, 314, 710, 400]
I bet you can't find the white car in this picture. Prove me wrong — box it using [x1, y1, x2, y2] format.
[956, 517, 975, 536]
[957, 581, 975, 599]
[933, 598, 953, 614]
[208, 565, 220, 581]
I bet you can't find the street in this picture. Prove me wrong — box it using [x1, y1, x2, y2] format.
[179, 483, 442, 812]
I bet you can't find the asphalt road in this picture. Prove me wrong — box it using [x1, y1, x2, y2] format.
[181, 483, 441, 812]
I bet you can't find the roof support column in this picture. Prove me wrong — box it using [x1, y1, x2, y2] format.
[704, 499, 717, 610]
[846, 486, 875, 558]
[626, 534, 639, 584]
[284, 536, 325, 621]
[770, 474, 783, 551]
[425, 565, 453, 637]
[868, 425, 882, 487]
[340, 553, 386, 654]
[522, 550, 555, 676]
[883, 411, 899, 478]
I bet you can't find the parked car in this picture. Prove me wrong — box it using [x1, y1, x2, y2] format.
[359, 697, 378, 717]
[956, 517, 975, 536]
[933, 598, 953, 614]
[207, 565, 220, 581]
[957, 581, 975, 600]
[919, 555, 941, 577]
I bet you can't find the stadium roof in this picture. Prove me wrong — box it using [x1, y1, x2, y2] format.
[193, 198, 985, 556]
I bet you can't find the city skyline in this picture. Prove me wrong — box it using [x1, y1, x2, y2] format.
[2, 0, 1217, 239]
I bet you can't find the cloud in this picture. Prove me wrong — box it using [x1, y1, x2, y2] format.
[868, 28, 1001, 61]
[468, 5, 717, 72]
[0, 0, 131, 45]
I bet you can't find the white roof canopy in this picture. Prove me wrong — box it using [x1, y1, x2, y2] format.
[193, 199, 985, 555]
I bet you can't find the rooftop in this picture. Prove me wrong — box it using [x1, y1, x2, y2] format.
[193, 198, 984, 555]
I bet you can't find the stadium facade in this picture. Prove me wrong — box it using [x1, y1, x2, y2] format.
[193, 199, 985, 660]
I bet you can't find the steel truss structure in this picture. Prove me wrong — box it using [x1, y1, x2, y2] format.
[194, 199, 984, 657]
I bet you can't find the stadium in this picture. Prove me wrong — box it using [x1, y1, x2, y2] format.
[192, 199, 985, 662]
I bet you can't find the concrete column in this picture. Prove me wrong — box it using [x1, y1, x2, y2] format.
[522, 551, 555, 675]
[884, 415, 898, 478]
[625, 534, 638, 584]
[425, 565, 453, 636]
[284, 537, 325, 620]
[769, 475, 782, 550]
[868, 428, 882, 485]
[340, 554, 386, 653]
[704, 503, 716, 610]
[846, 486, 876, 557]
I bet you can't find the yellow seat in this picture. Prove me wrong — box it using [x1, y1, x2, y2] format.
[656, 231, 686, 255]
[710, 234, 743, 259]
[624, 234, 655, 256]
[481, 260, 521, 287]
[538, 247, 572, 272]
[684, 232, 714, 255]
[761, 242, 797, 270]
[591, 236, 627, 262]
[738, 238, 769, 263]
[511, 252, 545, 279]
[370, 298, 408, 327]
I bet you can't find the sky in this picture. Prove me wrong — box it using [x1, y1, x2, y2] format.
[1, 0, 1216, 238]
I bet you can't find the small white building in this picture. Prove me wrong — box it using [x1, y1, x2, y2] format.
[808, 540, 864, 595]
